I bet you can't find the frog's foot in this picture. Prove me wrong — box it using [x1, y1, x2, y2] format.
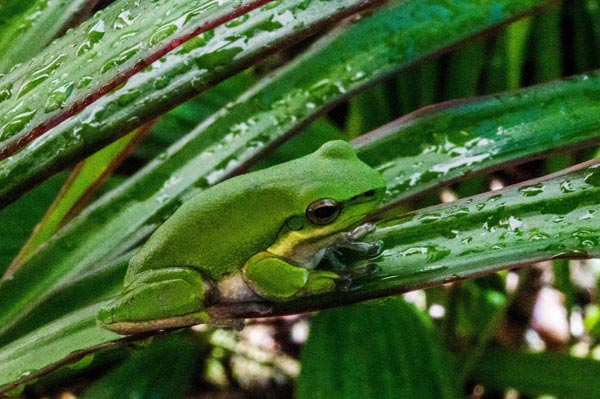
[324, 223, 383, 272]
[98, 267, 215, 335]
[334, 223, 383, 256]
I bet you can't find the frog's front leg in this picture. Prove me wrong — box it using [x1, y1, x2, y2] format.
[242, 252, 341, 301]
[98, 267, 214, 334]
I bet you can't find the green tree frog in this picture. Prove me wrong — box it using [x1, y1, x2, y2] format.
[98, 140, 386, 334]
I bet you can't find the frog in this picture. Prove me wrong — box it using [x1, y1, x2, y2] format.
[98, 140, 386, 334]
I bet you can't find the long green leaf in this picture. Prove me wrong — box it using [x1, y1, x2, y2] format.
[354, 71, 600, 207]
[0, 0, 548, 208]
[0, 0, 274, 153]
[346, 161, 600, 302]
[0, 0, 384, 207]
[0, 302, 124, 393]
[0, 0, 97, 73]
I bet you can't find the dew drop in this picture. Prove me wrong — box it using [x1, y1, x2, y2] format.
[528, 230, 549, 241]
[460, 237, 473, 245]
[225, 13, 249, 28]
[584, 169, 600, 187]
[0, 107, 36, 139]
[264, 0, 282, 9]
[100, 43, 142, 73]
[519, 183, 545, 197]
[150, 23, 178, 46]
[418, 213, 442, 223]
[0, 82, 12, 102]
[17, 54, 65, 97]
[113, 10, 135, 30]
[399, 244, 451, 262]
[77, 76, 94, 88]
[44, 82, 74, 112]
[579, 209, 596, 220]
[77, 20, 106, 56]
[559, 179, 576, 193]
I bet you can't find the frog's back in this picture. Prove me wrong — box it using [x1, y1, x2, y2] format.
[126, 173, 297, 284]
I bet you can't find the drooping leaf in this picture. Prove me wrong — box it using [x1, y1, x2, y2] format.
[470, 348, 600, 399]
[297, 298, 459, 399]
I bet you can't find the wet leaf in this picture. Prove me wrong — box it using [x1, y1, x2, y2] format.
[0, 0, 546, 207]
[355, 72, 600, 207]
[0, 0, 98, 73]
[0, 0, 274, 154]
[0, 0, 383, 206]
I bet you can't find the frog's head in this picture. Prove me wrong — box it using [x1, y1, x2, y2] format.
[267, 140, 386, 264]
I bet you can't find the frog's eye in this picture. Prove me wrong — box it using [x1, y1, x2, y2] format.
[306, 198, 341, 225]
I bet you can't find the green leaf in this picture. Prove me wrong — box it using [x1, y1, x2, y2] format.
[80, 333, 200, 399]
[0, 0, 383, 206]
[0, 0, 96, 73]
[471, 348, 600, 399]
[355, 161, 600, 300]
[0, 0, 273, 151]
[354, 70, 600, 207]
[134, 70, 257, 161]
[0, 0, 546, 340]
[0, 0, 547, 208]
[297, 298, 459, 399]
[0, 301, 123, 392]
[208, 160, 599, 319]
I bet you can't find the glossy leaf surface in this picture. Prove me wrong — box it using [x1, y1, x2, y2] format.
[0, 0, 546, 340]
[355, 72, 600, 207]
[0, 0, 273, 153]
[0, 0, 384, 206]
[0, 0, 96, 73]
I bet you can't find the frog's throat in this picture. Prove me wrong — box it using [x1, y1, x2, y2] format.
[266, 228, 341, 267]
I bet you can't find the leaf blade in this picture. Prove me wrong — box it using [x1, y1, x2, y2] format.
[0, 0, 275, 156]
